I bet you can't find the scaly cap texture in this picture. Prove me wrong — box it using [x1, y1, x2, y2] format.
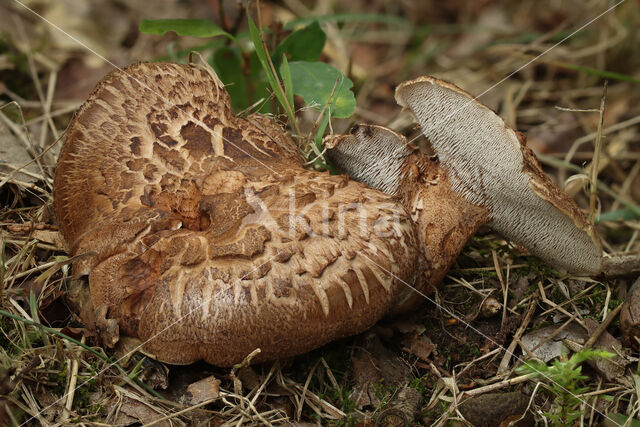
[54, 62, 420, 366]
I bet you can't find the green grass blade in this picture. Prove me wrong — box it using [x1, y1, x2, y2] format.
[280, 55, 295, 112]
[140, 19, 234, 40]
[596, 205, 640, 223]
[0, 309, 165, 400]
[549, 61, 640, 84]
[248, 16, 296, 125]
[284, 13, 411, 30]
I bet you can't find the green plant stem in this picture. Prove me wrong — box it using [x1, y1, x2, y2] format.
[254, 4, 303, 139]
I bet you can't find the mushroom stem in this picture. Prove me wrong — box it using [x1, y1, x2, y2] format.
[325, 125, 490, 311]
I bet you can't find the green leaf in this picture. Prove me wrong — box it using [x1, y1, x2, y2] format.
[604, 413, 640, 427]
[140, 19, 233, 40]
[211, 46, 249, 111]
[284, 61, 356, 119]
[273, 21, 326, 66]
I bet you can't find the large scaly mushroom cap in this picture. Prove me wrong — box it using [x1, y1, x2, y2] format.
[327, 76, 602, 276]
[54, 62, 420, 366]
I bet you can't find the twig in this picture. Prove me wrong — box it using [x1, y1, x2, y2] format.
[498, 298, 537, 374]
[296, 360, 319, 420]
[61, 335, 85, 422]
[461, 373, 537, 397]
[601, 254, 640, 278]
[583, 303, 623, 349]
[590, 80, 608, 222]
[537, 282, 586, 328]
[141, 397, 218, 427]
[491, 250, 507, 329]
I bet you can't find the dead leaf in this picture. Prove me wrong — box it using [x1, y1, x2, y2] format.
[107, 396, 168, 426]
[377, 386, 423, 426]
[403, 334, 435, 362]
[95, 304, 120, 348]
[520, 322, 586, 362]
[459, 392, 533, 427]
[522, 319, 629, 380]
[33, 230, 66, 249]
[621, 278, 640, 349]
[33, 390, 62, 422]
[511, 274, 534, 307]
[390, 321, 425, 335]
[582, 318, 629, 380]
[237, 366, 260, 391]
[0, 119, 39, 184]
[185, 376, 221, 405]
[352, 334, 413, 410]
[133, 355, 169, 390]
[351, 348, 383, 409]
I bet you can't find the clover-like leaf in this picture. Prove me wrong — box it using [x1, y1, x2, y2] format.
[284, 61, 355, 119]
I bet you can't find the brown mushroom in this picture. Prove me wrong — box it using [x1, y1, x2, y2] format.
[54, 63, 602, 366]
[54, 62, 420, 366]
[327, 77, 602, 281]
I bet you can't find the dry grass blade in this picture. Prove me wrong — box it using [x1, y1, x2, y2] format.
[1, 0, 638, 425]
[590, 80, 608, 222]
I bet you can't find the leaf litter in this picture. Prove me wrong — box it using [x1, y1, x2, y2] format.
[1, 0, 640, 425]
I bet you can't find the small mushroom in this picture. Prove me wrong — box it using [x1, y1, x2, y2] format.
[327, 77, 602, 278]
[395, 76, 601, 275]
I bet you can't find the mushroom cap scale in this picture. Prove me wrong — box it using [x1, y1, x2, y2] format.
[395, 76, 602, 275]
[54, 62, 420, 366]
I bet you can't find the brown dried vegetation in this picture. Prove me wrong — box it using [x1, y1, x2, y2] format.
[1, 0, 639, 425]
